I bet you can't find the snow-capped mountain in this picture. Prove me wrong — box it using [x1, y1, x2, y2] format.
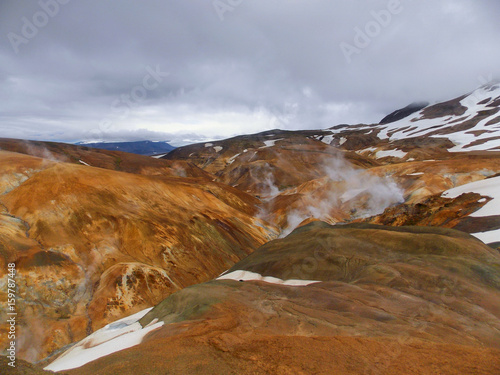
[323, 82, 500, 152]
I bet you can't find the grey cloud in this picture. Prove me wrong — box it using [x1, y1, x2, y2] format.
[1, 0, 499, 144]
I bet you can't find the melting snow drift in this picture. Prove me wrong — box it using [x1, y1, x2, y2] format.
[45, 308, 163, 372]
[217, 270, 321, 286]
[442, 176, 500, 243]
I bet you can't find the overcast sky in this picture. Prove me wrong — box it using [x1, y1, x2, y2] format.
[1, 0, 499, 145]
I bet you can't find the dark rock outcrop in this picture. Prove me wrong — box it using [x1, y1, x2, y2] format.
[379, 101, 429, 124]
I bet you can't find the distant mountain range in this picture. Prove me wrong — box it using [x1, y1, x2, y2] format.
[75, 140, 176, 156]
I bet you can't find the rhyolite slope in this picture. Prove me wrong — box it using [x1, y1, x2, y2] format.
[57, 222, 500, 374]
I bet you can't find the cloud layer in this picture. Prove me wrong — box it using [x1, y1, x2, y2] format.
[1, 0, 499, 145]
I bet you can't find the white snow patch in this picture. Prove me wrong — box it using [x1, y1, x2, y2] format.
[377, 126, 390, 140]
[407, 172, 424, 176]
[339, 137, 347, 145]
[213, 146, 223, 153]
[77, 140, 106, 145]
[356, 147, 377, 154]
[45, 308, 163, 372]
[442, 176, 500, 243]
[321, 134, 334, 145]
[260, 139, 283, 148]
[151, 153, 168, 159]
[227, 153, 241, 164]
[375, 149, 407, 159]
[442, 176, 500, 217]
[79, 160, 91, 167]
[472, 229, 500, 244]
[217, 270, 320, 286]
[204, 143, 213, 147]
